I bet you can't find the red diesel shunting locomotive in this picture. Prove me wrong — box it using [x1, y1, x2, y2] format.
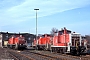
[7, 35, 27, 49]
[33, 27, 87, 55]
[33, 34, 51, 50]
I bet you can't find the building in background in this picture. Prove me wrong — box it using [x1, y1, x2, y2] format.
[0, 32, 35, 48]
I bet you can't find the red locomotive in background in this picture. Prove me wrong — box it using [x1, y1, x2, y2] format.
[7, 35, 27, 49]
[33, 27, 87, 55]
[33, 34, 51, 50]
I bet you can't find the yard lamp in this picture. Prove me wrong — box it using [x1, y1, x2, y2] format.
[34, 9, 39, 49]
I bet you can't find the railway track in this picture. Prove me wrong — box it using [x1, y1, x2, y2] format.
[25, 50, 90, 60]
[19, 50, 59, 60]
[23, 50, 80, 60]
[7, 50, 35, 60]
[6, 48, 59, 60]
[1, 48, 90, 60]
[80, 55, 90, 60]
[0, 48, 14, 60]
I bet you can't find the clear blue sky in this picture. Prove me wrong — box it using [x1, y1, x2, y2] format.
[0, 0, 90, 35]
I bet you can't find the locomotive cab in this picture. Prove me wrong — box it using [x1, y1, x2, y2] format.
[67, 33, 86, 55]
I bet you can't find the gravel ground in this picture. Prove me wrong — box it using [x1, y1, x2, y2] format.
[0, 48, 14, 60]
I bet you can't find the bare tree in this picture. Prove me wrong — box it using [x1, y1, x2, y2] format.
[50, 28, 58, 37]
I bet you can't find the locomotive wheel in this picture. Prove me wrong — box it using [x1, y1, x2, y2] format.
[51, 47, 53, 52]
[44, 44, 48, 50]
[62, 48, 66, 54]
[9, 45, 13, 49]
[48, 44, 51, 51]
[35, 45, 39, 50]
[7, 43, 10, 48]
[15, 43, 18, 50]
